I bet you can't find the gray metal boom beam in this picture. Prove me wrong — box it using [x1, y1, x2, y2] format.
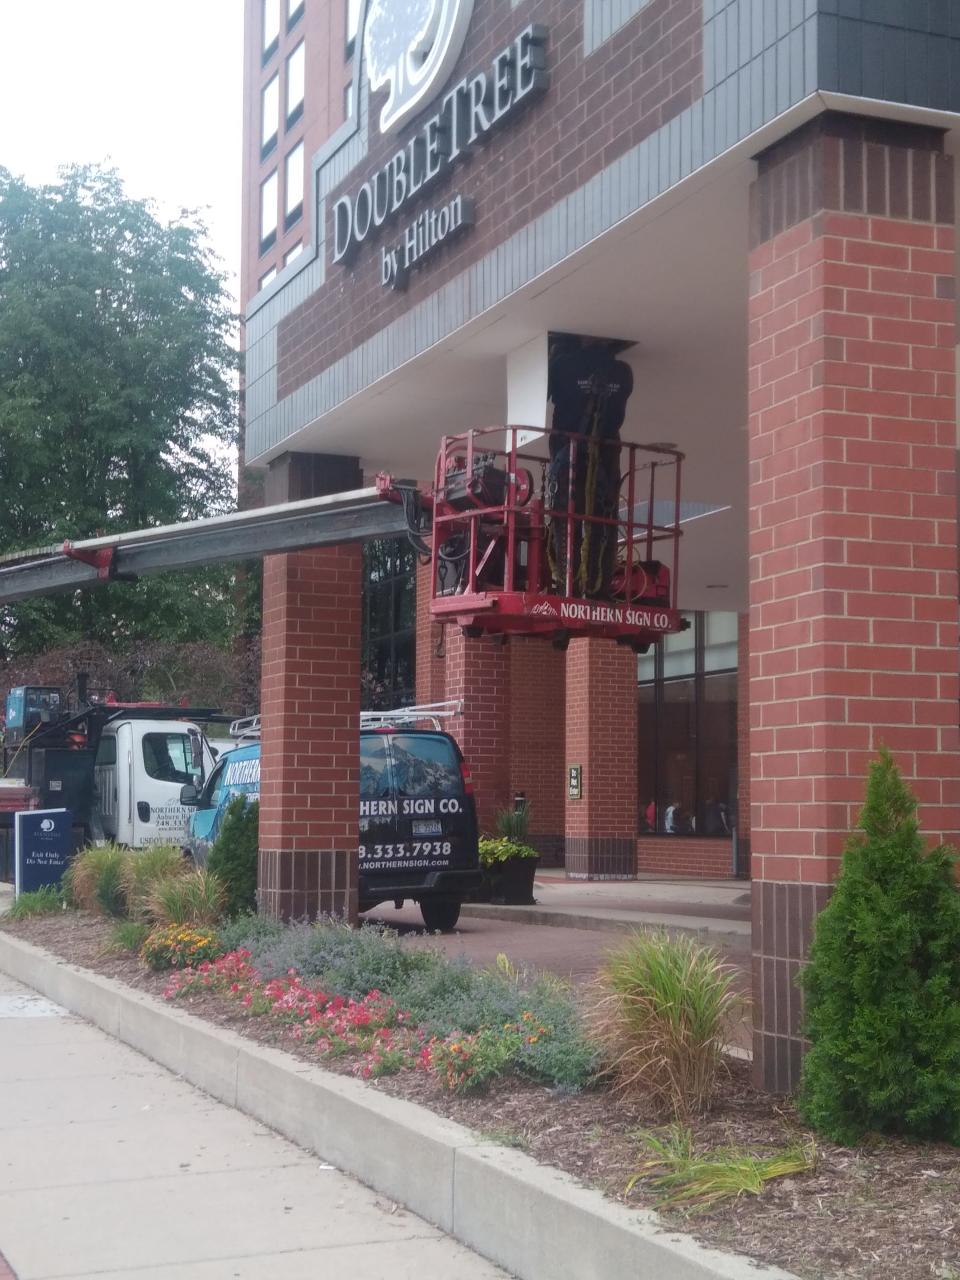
[0, 489, 410, 604]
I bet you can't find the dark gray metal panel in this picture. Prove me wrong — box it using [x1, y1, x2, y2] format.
[0, 502, 409, 605]
[818, 1, 960, 110]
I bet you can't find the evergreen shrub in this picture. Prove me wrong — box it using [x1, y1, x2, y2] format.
[799, 749, 960, 1145]
[207, 797, 258, 918]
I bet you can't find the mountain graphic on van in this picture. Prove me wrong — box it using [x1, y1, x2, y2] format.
[390, 741, 459, 795]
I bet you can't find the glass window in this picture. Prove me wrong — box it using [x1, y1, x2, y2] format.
[390, 735, 461, 798]
[142, 733, 193, 785]
[344, 80, 354, 119]
[260, 170, 278, 250]
[359, 736, 392, 799]
[200, 760, 227, 808]
[704, 611, 738, 672]
[95, 735, 117, 767]
[346, 0, 361, 55]
[638, 612, 738, 838]
[262, 0, 280, 56]
[285, 141, 304, 222]
[362, 538, 416, 709]
[287, 0, 304, 26]
[259, 265, 277, 289]
[286, 41, 305, 123]
[261, 74, 279, 153]
[284, 241, 303, 266]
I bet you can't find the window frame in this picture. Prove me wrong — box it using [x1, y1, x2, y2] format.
[262, 0, 280, 63]
[285, 40, 305, 127]
[284, 140, 305, 228]
[261, 73, 280, 158]
[259, 169, 279, 254]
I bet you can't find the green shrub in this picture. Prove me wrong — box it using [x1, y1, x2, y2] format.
[799, 750, 960, 1146]
[64, 843, 130, 917]
[207, 797, 258, 918]
[140, 923, 223, 971]
[123, 843, 188, 922]
[589, 931, 743, 1119]
[108, 920, 151, 953]
[150, 868, 226, 926]
[479, 836, 538, 866]
[8, 885, 63, 919]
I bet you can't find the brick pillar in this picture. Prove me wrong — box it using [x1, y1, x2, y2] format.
[564, 639, 638, 878]
[748, 114, 960, 1091]
[508, 637, 566, 865]
[445, 628, 511, 834]
[259, 453, 363, 921]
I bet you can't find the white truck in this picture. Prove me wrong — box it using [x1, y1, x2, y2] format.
[93, 717, 217, 848]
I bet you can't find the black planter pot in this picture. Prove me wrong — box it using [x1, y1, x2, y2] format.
[487, 855, 539, 905]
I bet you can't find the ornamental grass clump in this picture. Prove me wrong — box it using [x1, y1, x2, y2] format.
[122, 843, 187, 922]
[799, 749, 960, 1146]
[627, 1126, 816, 1211]
[149, 868, 226, 926]
[64, 843, 130, 917]
[7, 885, 63, 919]
[590, 931, 743, 1119]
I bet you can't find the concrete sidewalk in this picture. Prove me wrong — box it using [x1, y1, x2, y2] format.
[459, 873, 752, 943]
[0, 971, 507, 1280]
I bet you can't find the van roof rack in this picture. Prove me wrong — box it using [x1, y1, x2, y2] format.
[359, 701, 462, 731]
[228, 701, 462, 742]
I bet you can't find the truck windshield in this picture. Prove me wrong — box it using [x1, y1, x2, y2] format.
[389, 734, 461, 798]
[142, 733, 193, 785]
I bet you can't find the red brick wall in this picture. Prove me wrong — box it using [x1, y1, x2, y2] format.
[414, 558, 446, 705]
[736, 611, 751, 873]
[277, 0, 703, 397]
[636, 837, 733, 877]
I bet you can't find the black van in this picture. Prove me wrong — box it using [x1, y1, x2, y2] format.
[358, 729, 481, 931]
[184, 725, 480, 932]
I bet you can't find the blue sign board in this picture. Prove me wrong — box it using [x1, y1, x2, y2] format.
[15, 809, 72, 897]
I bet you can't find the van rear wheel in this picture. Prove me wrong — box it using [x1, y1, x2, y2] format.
[420, 898, 461, 933]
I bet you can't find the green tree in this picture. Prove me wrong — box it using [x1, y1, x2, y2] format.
[0, 164, 240, 657]
[799, 750, 960, 1144]
[207, 797, 258, 918]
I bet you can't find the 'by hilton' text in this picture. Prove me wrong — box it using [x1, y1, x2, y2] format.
[332, 24, 548, 286]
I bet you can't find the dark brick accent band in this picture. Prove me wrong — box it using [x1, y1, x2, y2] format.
[565, 836, 636, 880]
[258, 848, 358, 921]
[529, 834, 565, 868]
[750, 113, 952, 248]
[752, 880, 832, 1094]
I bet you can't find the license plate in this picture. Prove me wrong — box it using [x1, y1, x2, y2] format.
[413, 819, 442, 836]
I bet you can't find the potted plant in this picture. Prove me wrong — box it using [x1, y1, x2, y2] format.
[475, 804, 539, 905]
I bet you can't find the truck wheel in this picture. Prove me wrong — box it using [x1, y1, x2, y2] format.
[420, 898, 461, 933]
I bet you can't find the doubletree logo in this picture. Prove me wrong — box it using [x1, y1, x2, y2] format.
[364, 0, 475, 135]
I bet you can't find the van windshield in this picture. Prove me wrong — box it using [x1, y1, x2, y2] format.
[389, 734, 461, 798]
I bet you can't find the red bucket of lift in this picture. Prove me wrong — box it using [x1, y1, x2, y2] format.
[423, 426, 686, 651]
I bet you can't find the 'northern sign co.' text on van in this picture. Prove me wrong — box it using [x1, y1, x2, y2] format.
[332, 24, 548, 290]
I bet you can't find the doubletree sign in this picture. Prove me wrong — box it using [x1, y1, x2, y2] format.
[333, 20, 548, 290]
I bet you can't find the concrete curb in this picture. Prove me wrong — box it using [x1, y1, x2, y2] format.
[460, 902, 751, 944]
[0, 930, 797, 1280]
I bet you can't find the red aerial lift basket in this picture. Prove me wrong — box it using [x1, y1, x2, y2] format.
[422, 426, 685, 650]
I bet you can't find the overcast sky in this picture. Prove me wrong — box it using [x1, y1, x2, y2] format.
[0, 0, 244, 302]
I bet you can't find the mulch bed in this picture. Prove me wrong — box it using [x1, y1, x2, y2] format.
[5, 911, 959, 1280]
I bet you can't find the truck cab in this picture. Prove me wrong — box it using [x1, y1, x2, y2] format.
[94, 718, 216, 848]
